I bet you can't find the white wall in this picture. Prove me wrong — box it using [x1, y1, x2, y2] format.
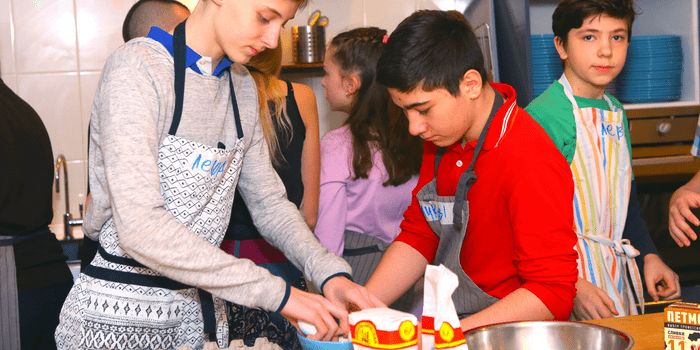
[0, 0, 465, 238]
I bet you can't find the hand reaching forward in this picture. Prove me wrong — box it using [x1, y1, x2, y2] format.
[643, 254, 681, 302]
[280, 287, 349, 341]
[572, 278, 618, 320]
[669, 184, 700, 247]
[280, 277, 386, 341]
[322, 276, 387, 314]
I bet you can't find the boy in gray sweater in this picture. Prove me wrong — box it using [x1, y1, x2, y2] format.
[54, 1, 383, 349]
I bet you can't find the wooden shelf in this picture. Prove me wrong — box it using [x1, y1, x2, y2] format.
[280, 63, 324, 74]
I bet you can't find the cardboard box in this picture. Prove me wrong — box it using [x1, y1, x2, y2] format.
[665, 302, 700, 350]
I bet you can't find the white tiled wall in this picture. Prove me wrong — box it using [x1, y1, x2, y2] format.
[0, 0, 461, 239]
[0, 0, 136, 236]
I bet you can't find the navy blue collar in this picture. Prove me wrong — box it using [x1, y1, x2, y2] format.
[147, 27, 233, 77]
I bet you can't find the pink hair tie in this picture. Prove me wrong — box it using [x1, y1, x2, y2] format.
[382, 34, 389, 44]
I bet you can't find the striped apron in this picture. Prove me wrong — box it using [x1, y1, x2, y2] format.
[559, 74, 644, 318]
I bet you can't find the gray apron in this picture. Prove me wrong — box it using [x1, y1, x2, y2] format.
[55, 21, 244, 350]
[0, 228, 51, 350]
[342, 230, 390, 286]
[415, 92, 506, 318]
[342, 230, 423, 314]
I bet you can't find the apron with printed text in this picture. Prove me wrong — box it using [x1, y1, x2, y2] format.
[54, 21, 245, 350]
[416, 92, 512, 319]
[559, 74, 644, 319]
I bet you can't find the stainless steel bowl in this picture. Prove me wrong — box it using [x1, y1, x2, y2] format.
[463, 321, 634, 350]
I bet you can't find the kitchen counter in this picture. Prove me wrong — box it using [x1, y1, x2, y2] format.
[585, 312, 665, 350]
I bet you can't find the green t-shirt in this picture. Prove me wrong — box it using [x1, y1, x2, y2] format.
[525, 81, 633, 178]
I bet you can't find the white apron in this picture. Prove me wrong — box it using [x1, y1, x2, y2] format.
[559, 75, 644, 319]
[55, 21, 245, 350]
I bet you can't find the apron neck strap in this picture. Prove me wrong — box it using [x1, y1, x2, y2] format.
[433, 89, 504, 176]
[467, 90, 503, 171]
[169, 20, 187, 136]
[558, 73, 616, 111]
[169, 20, 244, 140]
[450, 90, 503, 225]
[229, 74, 244, 139]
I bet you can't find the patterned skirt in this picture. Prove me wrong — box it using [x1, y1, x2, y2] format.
[227, 260, 306, 350]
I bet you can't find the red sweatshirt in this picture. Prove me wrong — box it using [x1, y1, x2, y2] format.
[397, 83, 578, 320]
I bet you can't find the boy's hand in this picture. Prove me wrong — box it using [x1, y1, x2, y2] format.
[669, 185, 700, 247]
[322, 276, 387, 314]
[573, 278, 618, 320]
[643, 254, 681, 302]
[280, 287, 348, 341]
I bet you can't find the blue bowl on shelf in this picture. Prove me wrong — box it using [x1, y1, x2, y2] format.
[629, 35, 681, 43]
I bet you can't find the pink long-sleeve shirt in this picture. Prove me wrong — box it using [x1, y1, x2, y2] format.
[314, 126, 419, 256]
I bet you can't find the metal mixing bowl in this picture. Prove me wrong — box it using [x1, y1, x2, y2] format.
[463, 321, 634, 350]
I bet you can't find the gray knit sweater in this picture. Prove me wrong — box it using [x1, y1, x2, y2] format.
[84, 37, 350, 312]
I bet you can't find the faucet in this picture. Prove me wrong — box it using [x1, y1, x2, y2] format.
[55, 154, 83, 240]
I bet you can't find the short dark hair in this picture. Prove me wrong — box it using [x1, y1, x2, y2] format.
[376, 10, 489, 97]
[552, 0, 638, 48]
[122, 0, 190, 42]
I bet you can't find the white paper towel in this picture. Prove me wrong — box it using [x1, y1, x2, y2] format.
[422, 265, 468, 350]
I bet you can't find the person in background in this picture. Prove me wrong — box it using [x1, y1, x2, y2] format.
[314, 27, 424, 314]
[80, 0, 191, 271]
[525, 0, 680, 320]
[54, 0, 383, 349]
[122, 0, 191, 42]
[221, 44, 321, 348]
[365, 10, 579, 332]
[669, 125, 700, 246]
[1, 77, 73, 350]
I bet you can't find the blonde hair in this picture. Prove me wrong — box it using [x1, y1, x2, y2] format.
[247, 45, 293, 166]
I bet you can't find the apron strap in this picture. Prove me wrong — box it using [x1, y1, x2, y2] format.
[576, 235, 640, 258]
[0, 235, 21, 350]
[0, 227, 51, 247]
[452, 91, 504, 226]
[229, 76, 244, 139]
[169, 20, 187, 136]
[87, 245, 220, 342]
[342, 230, 389, 256]
[466, 91, 503, 172]
[434, 147, 447, 176]
[169, 20, 244, 140]
[577, 234, 644, 315]
[198, 290, 218, 341]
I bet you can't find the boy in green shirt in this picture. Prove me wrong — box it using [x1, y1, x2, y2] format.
[525, 0, 679, 320]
